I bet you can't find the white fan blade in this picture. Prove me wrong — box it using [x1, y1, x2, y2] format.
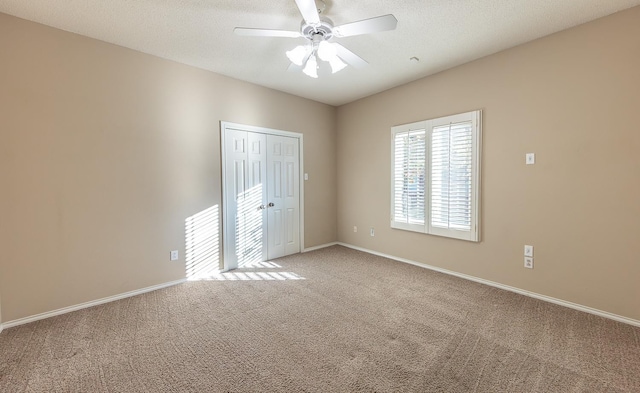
[234, 27, 301, 38]
[294, 0, 320, 25]
[334, 43, 368, 69]
[333, 14, 398, 37]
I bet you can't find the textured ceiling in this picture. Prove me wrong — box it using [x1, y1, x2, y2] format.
[1, 0, 639, 106]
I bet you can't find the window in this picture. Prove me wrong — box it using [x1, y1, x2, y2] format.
[391, 110, 481, 241]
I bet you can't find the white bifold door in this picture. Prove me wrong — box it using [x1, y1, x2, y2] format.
[223, 126, 301, 270]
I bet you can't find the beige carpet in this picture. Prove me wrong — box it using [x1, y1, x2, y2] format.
[1, 245, 639, 392]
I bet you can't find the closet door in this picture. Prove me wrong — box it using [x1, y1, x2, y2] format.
[239, 132, 267, 266]
[266, 135, 300, 260]
[223, 128, 248, 270]
[223, 125, 301, 270]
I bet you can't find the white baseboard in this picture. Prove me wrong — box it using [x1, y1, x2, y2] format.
[303, 241, 339, 253]
[3, 245, 638, 331]
[337, 242, 640, 328]
[1, 279, 187, 331]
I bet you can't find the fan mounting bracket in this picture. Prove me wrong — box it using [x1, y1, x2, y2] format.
[315, 0, 327, 15]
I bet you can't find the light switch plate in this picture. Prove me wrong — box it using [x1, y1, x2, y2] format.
[524, 245, 534, 257]
[526, 153, 535, 165]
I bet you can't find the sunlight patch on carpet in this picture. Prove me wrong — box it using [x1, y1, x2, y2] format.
[201, 271, 305, 281]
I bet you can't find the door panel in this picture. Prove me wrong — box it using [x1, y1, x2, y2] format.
[273, 209, 282, 247]
[286, 162, 295, 197]
[273, 161, 282, 199]
[234, 161, 245, 197]
[286, 208, 295, 244]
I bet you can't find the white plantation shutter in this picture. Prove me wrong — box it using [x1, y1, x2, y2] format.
[391, 111, 480, 242]
[431, 122, 473, 231]
[393, 129, 425, 228]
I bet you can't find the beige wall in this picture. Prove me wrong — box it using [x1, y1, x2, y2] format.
[2, 6, 639, 325]
[337, 7, 640, 321]
[0, 13, 337, 322]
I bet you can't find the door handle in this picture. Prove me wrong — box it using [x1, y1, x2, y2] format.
[258, 204, 266, 210]
[268, 202, 275, 207]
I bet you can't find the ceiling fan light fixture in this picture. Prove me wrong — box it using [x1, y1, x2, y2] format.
[317, 41, 346, 74]
[317, 40, 335, 62]
[328, 56, 347, 73]
[302, 54, 319, 78]
[286, 45, 309, 66]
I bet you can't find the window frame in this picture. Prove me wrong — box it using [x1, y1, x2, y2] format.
[390, 110, 482, 242]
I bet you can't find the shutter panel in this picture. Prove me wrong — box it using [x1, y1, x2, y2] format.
[430, 121, 473, 231]
[393, 130, 425, 225]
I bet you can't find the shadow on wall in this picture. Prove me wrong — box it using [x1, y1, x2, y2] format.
[185, 205, 220, 280]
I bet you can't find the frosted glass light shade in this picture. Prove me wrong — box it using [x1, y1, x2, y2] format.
[329, 56, 347, 73]
[302, 54, 318, 78]
[286, 45, 308, 66]
[317, 41, 336, 62]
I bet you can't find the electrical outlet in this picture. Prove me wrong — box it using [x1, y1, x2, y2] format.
[524, 257, 534, 269]
[353, 226, 357, 233]
[524, 245, 534, 257]
[170, 250, 179, 261]
[526, 153, 535, 165]
[370, 227, 375, 237]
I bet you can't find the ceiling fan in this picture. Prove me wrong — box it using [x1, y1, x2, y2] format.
[234, 0, 397, 78]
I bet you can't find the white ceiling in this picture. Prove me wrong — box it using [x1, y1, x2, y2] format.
[1, 0, 639, 106]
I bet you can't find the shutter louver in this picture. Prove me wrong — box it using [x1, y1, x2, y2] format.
[393, 130, 425, 225]
[431, 121, 473, 231]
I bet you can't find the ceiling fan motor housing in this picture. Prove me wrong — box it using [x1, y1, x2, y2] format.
[301, 18, 334, 41]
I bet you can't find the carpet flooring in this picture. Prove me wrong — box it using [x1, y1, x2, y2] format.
[1, 245, 639, 392]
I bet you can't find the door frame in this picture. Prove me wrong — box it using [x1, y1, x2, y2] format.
[220, 121, 305, 271]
